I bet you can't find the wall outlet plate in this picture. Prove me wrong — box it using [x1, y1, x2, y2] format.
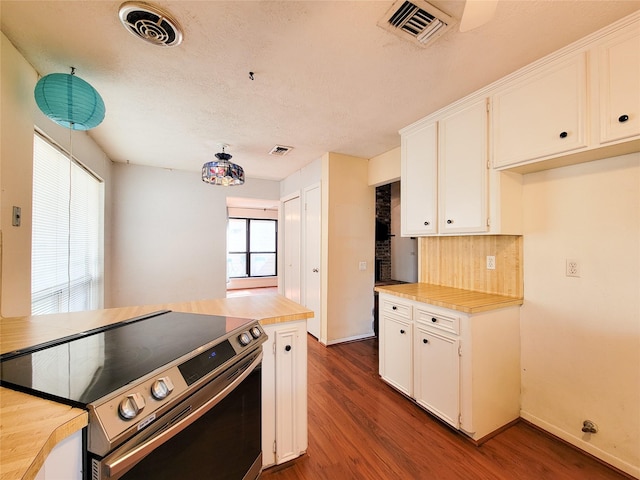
[566, 259, 580, 277]
[486, 255, 496, 270]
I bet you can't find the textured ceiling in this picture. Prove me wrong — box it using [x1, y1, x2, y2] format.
[1, 0, 639, 181]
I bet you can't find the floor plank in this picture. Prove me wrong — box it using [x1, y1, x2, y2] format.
[261, 335, 630, 480]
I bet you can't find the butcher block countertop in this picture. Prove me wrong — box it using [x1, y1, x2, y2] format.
[375, 283, 523, 314]
[0, 294, 312, 480]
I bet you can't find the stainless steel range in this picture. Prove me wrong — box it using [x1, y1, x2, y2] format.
[0, 310, 267, 480]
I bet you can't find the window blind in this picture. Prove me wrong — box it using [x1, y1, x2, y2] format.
[31, 133, 104, 314]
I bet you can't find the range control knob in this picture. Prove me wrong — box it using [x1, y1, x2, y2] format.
[238, 332, 252, 346]
[118, 392, 145, 420]
[250, 326, 262, 339]
[151, 377, 174, 400]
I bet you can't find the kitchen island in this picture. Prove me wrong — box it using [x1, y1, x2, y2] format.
[0, 294, 313, 480]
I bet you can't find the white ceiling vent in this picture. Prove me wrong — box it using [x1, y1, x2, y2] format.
[119, 2, 183, 47]
[377, 0, 454, 47]
[269, 145, 294, 156]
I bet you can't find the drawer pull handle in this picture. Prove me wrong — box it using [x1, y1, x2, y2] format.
[423, 339, 428, 344]
[618, 114, 629, 123]
[431, 317, 437, 323]
[285, 345, 292, 352]
[400, 329, 405, 334]
[559, 131, 568, 139]
[392, 306, 397, 310]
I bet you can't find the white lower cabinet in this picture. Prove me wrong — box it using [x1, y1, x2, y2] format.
[261, 320, 308, 467]
[414, 323, 460, 428]
[379, 314, 413, 397]
[379, 293, 520, 442]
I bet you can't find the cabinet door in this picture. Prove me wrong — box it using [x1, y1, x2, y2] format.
[401, 121, 437, 236]
[274, 323, 306, 464]
[380, 315, 413, 396]
[262, 321, 307, 467]
[598, 26, 640, 144]
[492, 53, 588, 168]
[438, 99, 488, 234]
[414, 325, 459, 428]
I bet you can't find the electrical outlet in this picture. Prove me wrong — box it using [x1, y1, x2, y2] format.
[486, 256, 496, 270]
[359, 261, 367, 271]
[566, 259, 580, 277]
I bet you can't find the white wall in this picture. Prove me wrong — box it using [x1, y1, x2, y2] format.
[0, 33, 113, 316]
[390, 182, 418, 283]
[110, 163, 280, 307]
[520, 153, 640, 477]
[280, 158, 322, 198]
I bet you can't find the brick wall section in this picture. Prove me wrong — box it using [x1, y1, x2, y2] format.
[375, 184, 391, 281]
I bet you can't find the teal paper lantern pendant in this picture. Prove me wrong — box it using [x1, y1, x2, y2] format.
[34, 69, 105, 131]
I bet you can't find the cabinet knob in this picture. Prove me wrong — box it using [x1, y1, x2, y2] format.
[312, 268, 319, 273]
[559, 131, 568, 139]
[285, 345, 292, 352]
[618, 114, 629, 123]
[431, 317, 437, 323]
[400, 329, 405, 334]
[446, 219, 453, 225]
[424, 221, 430, 226]
[392, 306, 397, 310]
[423, 339, 428, 344]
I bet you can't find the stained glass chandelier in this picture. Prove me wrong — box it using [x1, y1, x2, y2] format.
[202, 145, 245, 186]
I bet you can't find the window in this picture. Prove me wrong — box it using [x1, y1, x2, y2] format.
[227, 218, 277, 278]
[31, 133, 104, 314]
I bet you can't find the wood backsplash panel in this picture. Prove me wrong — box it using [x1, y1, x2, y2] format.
[418, 236, 523, 298]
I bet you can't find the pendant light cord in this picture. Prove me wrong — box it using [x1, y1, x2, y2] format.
[67, 125, 73, 312]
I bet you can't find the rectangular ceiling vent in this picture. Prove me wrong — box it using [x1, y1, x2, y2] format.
[378, 0, 454, 47]
[269, 145, 294, 156]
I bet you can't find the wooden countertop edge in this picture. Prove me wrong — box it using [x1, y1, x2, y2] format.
[0, 389, 88, 480]
[375, 284, 524, 314]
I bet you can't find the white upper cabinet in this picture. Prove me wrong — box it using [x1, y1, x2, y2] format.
[438, 99, 488, 234]
[597, 25, 640, 145]
[401, 121, 438, 236]
[401, 97, 519, 237]
[492, 53, 588, 169]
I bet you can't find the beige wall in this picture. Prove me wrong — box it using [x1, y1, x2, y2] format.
[368, 146, 400, 187]
[520, 153, 639, 476]
[322, 152, 375, 344]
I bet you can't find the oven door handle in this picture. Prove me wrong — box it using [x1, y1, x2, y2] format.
[102, 351, 262, 479]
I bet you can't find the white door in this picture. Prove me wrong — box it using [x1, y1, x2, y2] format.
[303, 184, 321, 338]
[282, 196, 301, 303]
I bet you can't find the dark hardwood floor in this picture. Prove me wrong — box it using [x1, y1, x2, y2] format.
[261, 335, 629, 480]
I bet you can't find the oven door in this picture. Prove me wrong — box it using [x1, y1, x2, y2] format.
[89, 351, 262, 480]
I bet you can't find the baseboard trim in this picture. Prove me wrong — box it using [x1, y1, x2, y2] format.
[325, 332, 376, 345]
[520, 412, 639, 479]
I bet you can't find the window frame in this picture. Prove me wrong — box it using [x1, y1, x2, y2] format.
[227, 217, 278, 279]
[31, 130, 105, 314]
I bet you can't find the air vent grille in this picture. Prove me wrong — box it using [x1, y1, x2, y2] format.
[119, 2, 183, 47]
[269, 145, 294, 156]
[378, 0, 453, 47]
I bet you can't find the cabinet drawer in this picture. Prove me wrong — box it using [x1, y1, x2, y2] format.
[415, 308, 459, 335]
[381, 298, 412, 320]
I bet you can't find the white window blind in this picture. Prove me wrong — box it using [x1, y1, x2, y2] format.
[32, 133, 104, 314]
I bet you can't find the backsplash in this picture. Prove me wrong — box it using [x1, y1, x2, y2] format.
[418, 235, 523, 298]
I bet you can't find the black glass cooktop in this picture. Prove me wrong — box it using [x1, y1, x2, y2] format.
[0, 311, 254, 408]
